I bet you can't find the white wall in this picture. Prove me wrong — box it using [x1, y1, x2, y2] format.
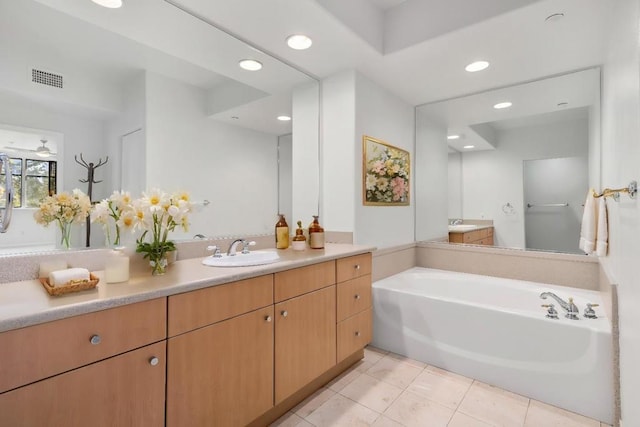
[354, 72, 415, 247]
[600, 0, 640, 424]
[458, 117, 588, 248]
[144, 72, 279, 239]
[415, 112, 449, 242]
[448, 153, 462, 219]
[278, 134, 293, 225]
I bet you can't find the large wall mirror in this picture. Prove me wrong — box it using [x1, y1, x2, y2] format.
[416, 68, 600, 254]
[0, 0, 318, 253]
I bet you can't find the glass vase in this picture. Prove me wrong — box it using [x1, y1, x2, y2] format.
[58, 221, 72, 250]
[149, 254, 168, 275]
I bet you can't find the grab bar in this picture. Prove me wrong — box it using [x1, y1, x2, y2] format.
[527, 203, 569, 208]
[0, 153, 14, 233]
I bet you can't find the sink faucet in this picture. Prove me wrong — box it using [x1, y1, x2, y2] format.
[540, 292, 580, 320]
[226, 239, 246, 256]
[450, 219, 463, 225]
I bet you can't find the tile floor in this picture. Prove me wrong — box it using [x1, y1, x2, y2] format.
[270, 346, 611, 427]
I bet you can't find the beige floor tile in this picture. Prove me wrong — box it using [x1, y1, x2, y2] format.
[524, 400, 600, 427]
[406, 369, 472, 409]
[372, 415, 405, 427]
[447, 412, 493, 427]
[305, 394, 380, 427]
[354, 347, 389, 373]
[383, 390, 454, 427]
[270, 411, 314, 427]
[387, 352, 427, 369]
[425, 365, 474, 384]
[327, 367, 363, 392]
[293, 387, 336, 418]
[340, 373, 404, 413]
[366, 355, 423, 389]
[457, 381, 529, 427]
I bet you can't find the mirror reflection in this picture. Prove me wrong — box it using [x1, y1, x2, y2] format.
[417, 68, 600, 254]
[0, 0, 318, 253]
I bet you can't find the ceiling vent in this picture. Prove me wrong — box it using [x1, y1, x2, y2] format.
[31, 68, 63, 89]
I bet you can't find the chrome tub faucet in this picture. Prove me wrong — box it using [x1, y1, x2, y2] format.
[540, 292, 580, 320]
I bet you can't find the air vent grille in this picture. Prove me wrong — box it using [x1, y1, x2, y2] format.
[31, 69, 63, 89]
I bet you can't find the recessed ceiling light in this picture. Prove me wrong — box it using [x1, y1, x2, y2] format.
[463, 145, 475, 149]
[465, 61, 490, 72]
[557, 102, 569, 107]
[493, 102, 512, 109]
[238, 59, 263, 71]
[545, 12, 565, 22]
[231, 116, 239, 120]
[91, 0, 123, 8]
[286, 34, 313, 50]
[277, 115, 292, 121]
[447, 135, 460, 140]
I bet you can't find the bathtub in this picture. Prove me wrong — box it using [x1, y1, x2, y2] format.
[372, 267, 613, 424]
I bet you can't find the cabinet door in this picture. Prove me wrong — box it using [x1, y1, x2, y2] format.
[275, 285, 336, 404]
[167, 306, 274, 427]
[0, 341, 166, 427]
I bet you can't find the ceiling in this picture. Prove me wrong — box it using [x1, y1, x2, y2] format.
[172, 0, 613, 106]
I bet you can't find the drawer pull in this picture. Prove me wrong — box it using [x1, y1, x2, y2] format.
[149, 356, 159, 366]
[354, 294, 361, 300]
[355, 331, 361, 337]
[281, 310, 288, 318]
[354, 264, 361, 270]
[265, 315, 272, 322]
[89, 334, 101, 345]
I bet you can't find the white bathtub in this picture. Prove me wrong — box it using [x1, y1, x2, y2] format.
[372, 267, 613, 424]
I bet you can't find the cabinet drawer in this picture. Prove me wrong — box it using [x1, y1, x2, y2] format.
[0, 341, 166, 427]
[337, 275, 372, 322]
[0, 298, 166, 394]
[274, 260, 335, 302]
[336, 253, 372, 283]
[168, 275, 273, 337]
[337, 308, 372, 362]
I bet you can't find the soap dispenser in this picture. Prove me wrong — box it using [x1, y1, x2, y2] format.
[275, 214, 290, 249]
[291, 221, 307, 251]
[308, 215, 325, 249]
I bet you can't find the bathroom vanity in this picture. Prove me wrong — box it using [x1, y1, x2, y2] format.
[448, 225, 494, 246]
[0, 244, 373, 427]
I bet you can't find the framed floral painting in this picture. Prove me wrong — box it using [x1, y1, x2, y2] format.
[362, 135, 410, 206]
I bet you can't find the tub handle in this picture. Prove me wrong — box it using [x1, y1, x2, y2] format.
[541, 304, 559, 319]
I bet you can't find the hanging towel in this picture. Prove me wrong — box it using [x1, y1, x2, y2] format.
[596, 196, 609, 257]
[579, 190, 597, 254]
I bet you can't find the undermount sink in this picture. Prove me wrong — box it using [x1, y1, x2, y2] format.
[201, 250, 281, 267]
[448, 224, 478, 232]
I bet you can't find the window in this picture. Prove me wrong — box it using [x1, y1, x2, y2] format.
[0, 157, 57, 208]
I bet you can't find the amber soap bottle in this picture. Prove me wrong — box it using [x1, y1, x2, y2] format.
[308, 215, 325, 249]
[275, 214, 290, 249]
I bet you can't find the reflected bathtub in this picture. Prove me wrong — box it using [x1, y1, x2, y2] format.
[372, 267, 613, 423]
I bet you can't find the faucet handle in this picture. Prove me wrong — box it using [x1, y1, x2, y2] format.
[584, 303, 599, 319]
[541, 303, 559, 319]
[241, 240, 256, 254]
[206, 245, 222, 258]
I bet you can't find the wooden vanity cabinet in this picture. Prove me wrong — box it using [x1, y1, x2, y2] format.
[449, 226, 494, 245]
[0, 299, 167, 427]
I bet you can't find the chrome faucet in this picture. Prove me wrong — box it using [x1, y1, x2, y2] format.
[450, 219, 463, 225]
[540, 292, 580, 320]
[226, 239, 246, 256]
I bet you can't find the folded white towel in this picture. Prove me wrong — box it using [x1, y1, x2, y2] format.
[49, 268, 90, 287]
[579, 190, 597, 254]
[596, 196, 609, 257]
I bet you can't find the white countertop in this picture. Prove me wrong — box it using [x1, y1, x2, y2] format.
[0, 243, 375, 333]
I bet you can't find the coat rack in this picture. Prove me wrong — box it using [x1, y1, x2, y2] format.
[75, 154, 109, 247]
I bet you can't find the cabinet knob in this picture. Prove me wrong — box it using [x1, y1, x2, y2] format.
[265, 315, 272, 322]
[355, 331, 361, 337]
[354, 294, 361, 300]
[281, 310, 288, 318]
[354, 264, 361, 270]
[90, 334, 101, 345]
[149, 356, 159, 366]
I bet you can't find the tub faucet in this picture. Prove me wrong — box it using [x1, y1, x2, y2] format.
[451, 219, 463, 225]
[540, 292, 580, 320]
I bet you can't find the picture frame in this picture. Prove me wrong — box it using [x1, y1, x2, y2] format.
[362, 135, 410, 206]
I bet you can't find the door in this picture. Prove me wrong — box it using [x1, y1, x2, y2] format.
[166, 306, 274, 427]
[523, 156, 588, 253]
[275, 285, 336, 404]
[0, 341, 166, 427]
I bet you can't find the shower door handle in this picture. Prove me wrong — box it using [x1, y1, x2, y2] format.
[0, 153, 13, 233]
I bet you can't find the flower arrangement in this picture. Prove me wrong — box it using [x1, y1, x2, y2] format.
[363, 136, 410, 205]
[133, 189, 191, 275]
[90, 190, 133, 246]
[34, 189, 92, 249]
